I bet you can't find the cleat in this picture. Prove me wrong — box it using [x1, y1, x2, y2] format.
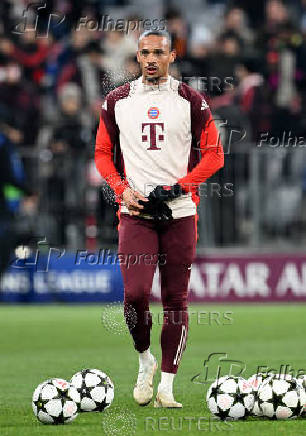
[154, 390, 182, 408]
[133, 357, 158, 406]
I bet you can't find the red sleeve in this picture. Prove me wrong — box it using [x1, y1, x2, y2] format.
[95, 114, 128, 200]
[177, 111, 224, 192]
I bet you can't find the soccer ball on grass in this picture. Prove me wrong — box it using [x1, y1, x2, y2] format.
[257, 375, 303, 419]
[32, 378, 79, 424]
[247, 372, 273, 416]
[206, 375, 254, 420]
[70, 368, 114, 412]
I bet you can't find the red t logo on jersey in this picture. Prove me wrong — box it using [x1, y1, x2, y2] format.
[142, 123, 164, 150]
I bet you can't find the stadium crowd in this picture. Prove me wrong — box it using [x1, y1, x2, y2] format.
[1, 0, 306, 251]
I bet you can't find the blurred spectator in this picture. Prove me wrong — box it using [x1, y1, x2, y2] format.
[165, 7, 188, 58]
[222, 7, 253, 47]
[46, 83, 89, 246]
[78, 40, 107, 105]
[207, 32, 242, 96]
[0, 60, 40, 147]
[189, 24, 214, 58]
[235, 57, 269, 141]
[266, 0, 290, 27]
[256, 0, 292, 52]
[10, 30, 51, 86]
[55, 27, 94, 93]
[0, 131, 37, 278]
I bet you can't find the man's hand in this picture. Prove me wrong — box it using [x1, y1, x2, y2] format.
[139, 198, 173, 221]
[122, 187, 148, 216]
[149, 183, 183, 202]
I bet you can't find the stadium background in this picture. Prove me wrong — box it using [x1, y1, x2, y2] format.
[1, 2, 306, 436]
[1, 0, 306, 302]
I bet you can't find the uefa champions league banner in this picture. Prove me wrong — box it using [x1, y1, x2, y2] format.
[0, 251, 124, 303]
[1, 251, 306, 303]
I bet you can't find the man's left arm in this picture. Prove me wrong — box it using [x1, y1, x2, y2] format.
[147, 94, 224, 203]
[177, 111, 224, 193]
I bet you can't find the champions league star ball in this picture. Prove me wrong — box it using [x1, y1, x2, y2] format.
[70, 369, 114, 412]
[206, 376, 255, 420]
[32, 378, 79, 424]
[297, 375, 306, 416]
[247, 373, 273, 416]
[257, 375, 303, 419]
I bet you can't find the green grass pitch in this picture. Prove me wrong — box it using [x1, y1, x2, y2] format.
[1, 304, 306, 436]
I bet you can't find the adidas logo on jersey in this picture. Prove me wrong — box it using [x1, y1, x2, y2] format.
[201, 99, 209, 110]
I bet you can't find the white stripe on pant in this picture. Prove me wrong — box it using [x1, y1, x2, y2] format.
[173, 325, 187, 366]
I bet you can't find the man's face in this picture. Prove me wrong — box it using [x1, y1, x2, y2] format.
[137, 35, 176, 83]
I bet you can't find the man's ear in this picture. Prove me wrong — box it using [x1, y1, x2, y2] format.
[136, 50, 141, 63]
[169, 49, 176, 64]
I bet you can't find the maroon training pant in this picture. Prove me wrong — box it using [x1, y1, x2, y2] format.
[118, 213, 196, 374]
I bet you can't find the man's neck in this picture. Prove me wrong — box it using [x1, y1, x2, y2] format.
[142, 75, 169, 86]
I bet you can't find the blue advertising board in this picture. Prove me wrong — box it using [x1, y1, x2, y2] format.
[0, 250, 124, 303]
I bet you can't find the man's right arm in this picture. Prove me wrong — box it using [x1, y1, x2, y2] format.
[95, 100, 147, 214]
[95, 112, 129, 201]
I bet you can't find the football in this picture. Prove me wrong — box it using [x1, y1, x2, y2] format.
[257, 376, 303, 419]
[32, 378, 79, 424]
[247, 372, 274, 416]
[70, 368, 114, 412]
[297, 375, 306, 416]
[206, 375, 255, 420]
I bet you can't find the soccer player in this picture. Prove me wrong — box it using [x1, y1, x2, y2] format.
[95, 30, 224, 407]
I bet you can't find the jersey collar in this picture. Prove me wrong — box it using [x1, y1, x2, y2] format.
[138, 75, 171, 92]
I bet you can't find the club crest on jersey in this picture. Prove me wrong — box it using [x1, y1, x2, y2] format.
[201, 99, 209, 110]
[148, 107, 159, 119]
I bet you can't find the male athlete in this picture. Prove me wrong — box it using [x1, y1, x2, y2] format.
[95, 30, 224, 407]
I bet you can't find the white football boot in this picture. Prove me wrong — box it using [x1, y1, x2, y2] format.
[133, 356, 158, 406]
[154, 384, 182, 408]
